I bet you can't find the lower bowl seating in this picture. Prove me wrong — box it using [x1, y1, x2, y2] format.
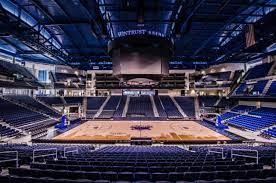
[0, 145, 275, 182]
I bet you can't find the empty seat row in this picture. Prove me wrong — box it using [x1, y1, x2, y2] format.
[9, 168, 276, 182]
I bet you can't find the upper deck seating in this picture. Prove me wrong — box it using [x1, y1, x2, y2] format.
[64, 97, 83, 105]
[231, 105, 256, 113]
[37, 97, 64, 106]
[86, 97, 106, 118]
[98, 96, 121, 119]
[244, 62, 273, 80]
[249, 107, 276, 117]
[113, 96, 127, 118]
[227, 114, 275, 131]
[216, 97, 236, 108]
[103, 96, 121, 110]
[251, 80, 268, 94]
[266, 81, 276, 96]
[55, 73, 79, 82]
[153, 96, 167, 118]
[159, 96, 182, 119]
[0, 125, 21, 138]
[127, 96, 154, 118]
[235, 83, 247, 94]
[221, 112, 239, 121]
[198, 96, 218, 107]
[5, 95, 60, 118]
[0, 98, 57, 134]
[87, 97, 106, 110]
[174, 97, 195, 118]
[262, 127, 276, 138]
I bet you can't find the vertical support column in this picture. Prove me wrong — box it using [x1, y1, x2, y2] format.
[86, 72, 96, 96]
[91, 73, 96, 96]
[185, 73, 190, 91]
[122, 96, 130, 117]
[194, 96, 200, 119]
[150, 95, 159, 117]
[83, 96, 87, 119]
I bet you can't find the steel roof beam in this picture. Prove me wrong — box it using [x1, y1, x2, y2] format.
[40, 18, 252, 25]
[51, 0, 89, 49]
[192, 0, 261, 57]
[61, 45, 106, 49]
[98, 2, 176, 7]
[194, 13, 264, 17]
[0, 37, 25, 52]
[204, 2, 276, 8]
[78, 0, 109, 39]
[18, 50, 43, 54]
[217, 5, 262, 47]
[11, 0, 63, 50]
[0, 1, 67, 63]
[177, 0, 206, 36]
[28, 0, 82, 54]
[103, 7, 175, 12]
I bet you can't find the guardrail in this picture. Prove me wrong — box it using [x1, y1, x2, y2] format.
[231, 148, 259, 164]
[64, 147, 78, 158]
[32, 148, 57, 163]
[208, 147, 225, 159]
[0, 151, 18, 168]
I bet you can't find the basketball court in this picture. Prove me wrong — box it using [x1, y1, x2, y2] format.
[54, 120, 230, 141]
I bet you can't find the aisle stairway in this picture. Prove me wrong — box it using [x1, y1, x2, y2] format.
[122, 96, 130, 117]
[94, 96, 110, 118]
[263, 79, 273, 95]
[150, 95, 159, 117]
[170, 96, 186, 118]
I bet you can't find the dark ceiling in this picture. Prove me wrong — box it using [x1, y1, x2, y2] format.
[0, 0, 275, 65]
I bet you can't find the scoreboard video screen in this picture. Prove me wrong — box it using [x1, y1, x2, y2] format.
[112, 46, 169, 76]
[108, 32, 173, 81]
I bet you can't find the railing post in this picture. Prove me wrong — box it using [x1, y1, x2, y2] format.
[32, 149, 35, 163]
[63, 147, 79, 158]
[32, 148, 58, 163]
[208, 147, 225, 159]
[0, 151, 19, 168]
[16, 151, 18, 168]
[231, 148, 259, 164]
[256, 150, 258, 165]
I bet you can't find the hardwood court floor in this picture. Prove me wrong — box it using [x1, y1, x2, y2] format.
[54, 120, 230, 141]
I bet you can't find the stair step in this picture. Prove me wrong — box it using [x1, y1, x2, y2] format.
[150, 95, 159, 117]
[122, 96, 130, 117]
[170, 96, 187, 118]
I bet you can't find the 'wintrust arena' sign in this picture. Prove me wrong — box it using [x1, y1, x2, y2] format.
[117, 29, 165, 38]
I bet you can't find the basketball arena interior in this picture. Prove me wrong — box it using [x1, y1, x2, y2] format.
[0, 0, 276, 182]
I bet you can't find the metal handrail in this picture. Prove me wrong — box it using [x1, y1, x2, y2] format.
[64, 147, 78, 158]
[231, 148, 259, 164]
[0, 151, 18, 168]
[32, 148, 57, 163]
[208, 147, 225, 159]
